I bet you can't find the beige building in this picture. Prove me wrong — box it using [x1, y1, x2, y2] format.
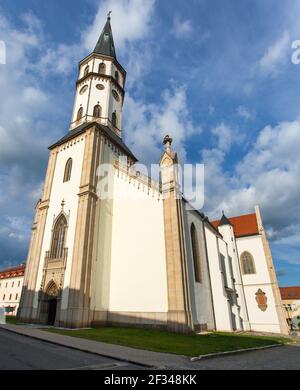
[280, 287, 300, 330]
[18, 16, 288, 335]
[0, 264, 25, 316]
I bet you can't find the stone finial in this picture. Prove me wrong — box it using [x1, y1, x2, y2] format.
[163, 135, 173, 153]
[61, 199, 65, 210]
[107, 10, 112, 20]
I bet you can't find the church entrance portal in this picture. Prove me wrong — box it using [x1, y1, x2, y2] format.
[44, 281, 59, 326]
[48, 298, 57, 325]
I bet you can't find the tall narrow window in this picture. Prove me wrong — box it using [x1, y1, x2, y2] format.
[84, 65, 89, 76]
[50, 215, 67, 260]
[241, 251, 256, 275]
[99, 62, 106, 74]
[112, 112, 117, 127]
[220, 254, 228, 288]
[63, 158, 72, 183]
[115, 70, 119, 84]
[191, 223, 202, 283]
[93, 104, 102, 118]
[77, 107, 83, 121]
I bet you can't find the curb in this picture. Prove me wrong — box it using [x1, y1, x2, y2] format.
[190, 343, 283, 361]
[0, 325, 154, 369]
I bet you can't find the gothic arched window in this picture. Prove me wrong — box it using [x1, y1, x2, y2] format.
[191, 223, 202, 283]
[50, 215, 67, 260]
[241, 251, 256, 275]
[84, 65, 89, 76]
[93, 104, 102, 118]
[77, 107, 83, 121]
[99, 63, 106, 74]
[112, 112, 117, 127]
[63, 158, 72, 183]
[115, 70, 119, 84]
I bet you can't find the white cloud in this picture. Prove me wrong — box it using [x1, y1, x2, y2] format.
[124, 83, 201, 164]
[33, 0, 157, 84]
[173, 17, 193, 38]
[259, 30, 290, 76]
[204, 118, 300, 242]
[237, 105, 255, 121]
[84, 0, 156, 52]
[211, 123, 233, 153]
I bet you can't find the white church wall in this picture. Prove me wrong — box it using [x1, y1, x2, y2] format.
[33, 136, 86, 310]
[183, 207, 215, 330]
[108, 169, 168, 316]
[218, 225, 250, 331]
[90, 142, 119, 313]
[236, 235, 281, 333]
[88, 77, 110, 118]
[204, 226, 232, 331]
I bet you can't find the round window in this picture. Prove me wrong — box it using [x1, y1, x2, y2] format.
[96, 84, 105, 90]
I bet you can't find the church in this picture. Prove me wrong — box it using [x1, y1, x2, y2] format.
[18, 15, 288, 335]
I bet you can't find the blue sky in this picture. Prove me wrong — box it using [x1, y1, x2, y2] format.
[0, 0, 299, 286]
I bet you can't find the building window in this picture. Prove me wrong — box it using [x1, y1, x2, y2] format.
[84, 65, 89, 76]
[3, 295, 5, 300]
[111, 112, 117, 127]
[241, 251, 256, 275]
[93, 104, 102, 118]
[15, 294, 18, 300]
[18, 281, 20, 287]
[99, 62, 106, 74]
[63, 158, 73, 183]
[50, 215, 67, 260]
[191, 223, 202, 283]
[9, 294, 12, 301]
[220, 254, 228, 288]
[77, 107, 83, 121]
[115, 70, 119, 84]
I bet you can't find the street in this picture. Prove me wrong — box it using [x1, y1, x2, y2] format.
[0, 329, 141, 370]
[194, 344, 300, 370]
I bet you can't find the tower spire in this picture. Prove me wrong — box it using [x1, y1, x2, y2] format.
[93, 13, 116, 59]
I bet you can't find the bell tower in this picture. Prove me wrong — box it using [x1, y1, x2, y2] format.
[70, 14, 126, 138]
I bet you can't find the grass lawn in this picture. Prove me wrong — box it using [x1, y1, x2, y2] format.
[46, 327, 288, 357]
[5, 316, 18, 325]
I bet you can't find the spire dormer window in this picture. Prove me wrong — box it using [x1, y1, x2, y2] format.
[84, 65, 90, 76]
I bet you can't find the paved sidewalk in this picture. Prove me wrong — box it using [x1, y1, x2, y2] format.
[0, 324, 193, 369]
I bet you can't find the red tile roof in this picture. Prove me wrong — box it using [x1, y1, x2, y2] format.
[280, 286, 300, 300]
[211, 213, 259, 238]
[0, 264, 26, 280]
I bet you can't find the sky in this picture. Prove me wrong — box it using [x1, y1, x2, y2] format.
[0, 0, 299, 286]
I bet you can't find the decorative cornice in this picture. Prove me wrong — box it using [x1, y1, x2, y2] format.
[76, 72, 125, 95]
